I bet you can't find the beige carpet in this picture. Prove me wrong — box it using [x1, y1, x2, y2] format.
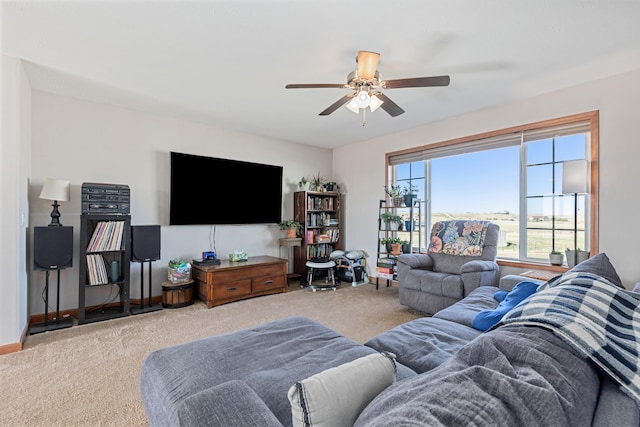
[0, 282, 422, 426]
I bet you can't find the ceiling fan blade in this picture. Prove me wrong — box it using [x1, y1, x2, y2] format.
[383, 75, 450, 89]
[376, 93, 405, 117]
[357, 51, 380, 80]
[285, 83, 347, 89]
[319, 94, 354, 116]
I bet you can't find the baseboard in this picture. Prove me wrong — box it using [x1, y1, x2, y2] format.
[0, 342, 22, 355]
[2, 319, 34, 354]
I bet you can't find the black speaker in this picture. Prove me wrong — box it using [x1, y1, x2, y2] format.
[131, 225, 161, 262]
[34, 226, 73, 270]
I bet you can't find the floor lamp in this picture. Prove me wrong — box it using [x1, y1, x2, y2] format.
[562, 159, 588, 266]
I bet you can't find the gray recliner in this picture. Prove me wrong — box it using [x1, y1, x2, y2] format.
[397, 220, 500, 315]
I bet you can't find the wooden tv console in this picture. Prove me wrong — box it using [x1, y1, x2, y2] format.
[191, 255, 287, 308]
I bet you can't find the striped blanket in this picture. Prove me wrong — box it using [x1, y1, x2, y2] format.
[496, 272, 640, 409]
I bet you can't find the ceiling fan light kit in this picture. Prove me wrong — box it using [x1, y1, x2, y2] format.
[346, 90, 383, 113]
[285, 50, 451, 124]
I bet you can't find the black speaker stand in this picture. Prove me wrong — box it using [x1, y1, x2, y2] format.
[30, 269, 73, 334]
[131, 259, 162, 315]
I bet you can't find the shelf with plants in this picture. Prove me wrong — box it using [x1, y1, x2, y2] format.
[293, 190, 342, 276]
[375, 198, 422, 287]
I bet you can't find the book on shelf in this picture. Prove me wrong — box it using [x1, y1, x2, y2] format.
[377, 258, 396, 267]
[306, 213, 339, 228]
[375, 269, 395, 280]
[307, 195, 335, 211]
[306, 244, 334, 259]
[85, 221, 104, 252]
[107, 221, 124, 251]
[306, 230, 316, 244]
[86, 254, 109, 285]
[86, 221, 125, 252]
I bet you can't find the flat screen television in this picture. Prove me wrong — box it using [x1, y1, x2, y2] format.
[169, 152, 283, 225]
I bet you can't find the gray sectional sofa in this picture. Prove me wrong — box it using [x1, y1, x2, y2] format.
[140, 253, 640, 426]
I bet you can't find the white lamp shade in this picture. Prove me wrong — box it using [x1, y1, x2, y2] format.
[345, 98, 359, 114]
[40, 178, 71, 202]
[369, 95, 383, 112]
[354, 90, 371, 108]
[562, 160, 588, 194]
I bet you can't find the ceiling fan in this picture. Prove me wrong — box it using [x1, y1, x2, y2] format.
[285, 51, 450, 118]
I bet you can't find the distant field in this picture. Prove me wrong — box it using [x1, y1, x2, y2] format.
[415, 212, 587, 260]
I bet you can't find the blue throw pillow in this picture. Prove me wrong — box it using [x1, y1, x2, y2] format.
[472, 281, 539, 331]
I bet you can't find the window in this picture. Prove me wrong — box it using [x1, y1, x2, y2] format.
[386, 112, 598, 266]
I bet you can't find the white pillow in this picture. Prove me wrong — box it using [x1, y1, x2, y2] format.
[287, 352, 396, 427]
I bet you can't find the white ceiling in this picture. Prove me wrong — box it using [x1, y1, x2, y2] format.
[3, 1, 640, 149]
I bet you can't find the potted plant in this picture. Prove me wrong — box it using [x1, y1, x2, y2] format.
[380, 212, 402, 230]
[401, 184, 418, 207]
[278, 219, 302, 238]
[565, 248, 590, 268]
[388, 237, 407, 255]
[298, 177, 310, 191]
[311, 172, 325, 191]
[549, 250, 564, 266]
[383, 185, 405, 207]
[380, 237, 393, 253]
[380, 237, 406, 254]
[324, 181, 341, 193]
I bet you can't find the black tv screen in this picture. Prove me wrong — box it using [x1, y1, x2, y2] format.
[170, 152, 283, 225]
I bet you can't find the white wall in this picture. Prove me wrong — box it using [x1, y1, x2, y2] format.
[4, 63, 640, 349]
[29, 92, 335, 315]
[335, 68, 640, 288]
[0, 55, 31, 346]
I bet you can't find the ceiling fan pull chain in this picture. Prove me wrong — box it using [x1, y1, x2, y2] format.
[362, 108, 367, 126]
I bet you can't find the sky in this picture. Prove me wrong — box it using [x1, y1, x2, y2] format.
[396, 134, 587, 214]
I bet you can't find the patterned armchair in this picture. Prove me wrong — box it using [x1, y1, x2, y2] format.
[397, 220, 500, 314]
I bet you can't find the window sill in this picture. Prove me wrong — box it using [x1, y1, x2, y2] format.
[497, 259, 569, 273]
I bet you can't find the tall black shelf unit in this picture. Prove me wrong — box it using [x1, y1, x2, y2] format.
[78, 214, 131, 324]
[375, 198, 422, 289]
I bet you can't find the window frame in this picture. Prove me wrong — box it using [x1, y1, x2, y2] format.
[385, 111, 599, 272]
